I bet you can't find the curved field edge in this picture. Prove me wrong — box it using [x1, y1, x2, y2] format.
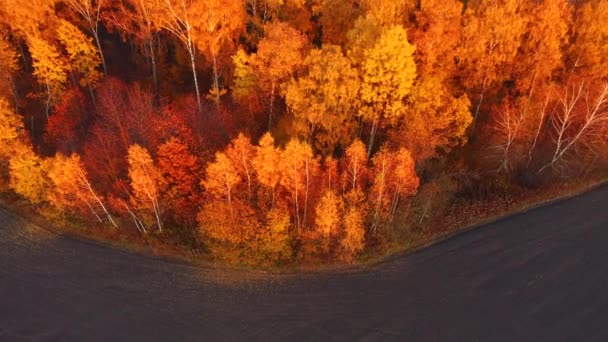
[1, 175, 606, 274]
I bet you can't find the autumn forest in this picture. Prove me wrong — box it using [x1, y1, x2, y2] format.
[0, 0, 607, 266]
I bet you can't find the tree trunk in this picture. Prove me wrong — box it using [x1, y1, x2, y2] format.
[188, 46, 203, 113]
[212, 52, 221, 109]
[268, 82, 276, 130]
[92, 31, 107, 75]
[367, 114, 380, 158]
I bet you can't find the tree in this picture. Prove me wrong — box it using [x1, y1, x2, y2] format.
[345, 14, 382, 68]
[225, 133, 256, 201]
[257, 206, 292, 263]
[515, 0, 571, 96]
[151, 0, 204, 112]
[340, 206, 365, 261]
[568, 0, 608, 80]
[318, 0, 359, 46]
[358, 25, 417, 156]
[46, 153, 117, 226]
[127, 144, 165, 232]
[252, 133, 282, 207]
[9, 143, 49, 204]
[202, 151, 241, 215]
[341, 139, 369, 193]
[411, 0, 463, 78]
[27, 35, 69, 119]
[459, 0, 528, 128]
[103, 0, 160, 90]
[0, 32, 20, 108]
[539, 82, 608, 175]
[0, 97, 25, 159]
[157, 137, 201, 221]
[359, 0, 413, 26]
[285, 45, 360, 154]
[280, 139, 317, 230]
[0, 0, 57, 38]
[56, 19, 103, 90]
[395, 76, 472, 162]
[314, 190, 343, 253]
[191, 0, 245, 107]
[63, 0, 108, 74]
[369, 146, 419, 232]
[44, 88, 87, 153]
[250, 22, 307, 129]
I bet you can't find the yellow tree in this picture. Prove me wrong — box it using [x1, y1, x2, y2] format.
[313, 190, 343, 254]
[279, 139, 317, 230]
[202, 151, 241, 215]
[369, 146, 419, 232]
[285, 45, 360, 154]
[56, 19, 103, 90]
[341, 139, 369, 193]
[191, 0, 245, 107]
[515, 0, 571, 96]
[411, 0, 464, 78]
[0, 0, 57, 39]
[63, 0, 107, 74]
[225, 133, 256, 201]
[345, 14, 382, 68]
[103, 0, 161, 90]
[568, 0, 608, 80]
[151, 0, 203, 112]
[318, 0, 359, 46]
[459, 0, 528, 127]
[395, 76, 472, 162]
[359, 25, 417, 156]
[340, 206, 366, 261]
[252, 133, 282, 207]
[27, 35, 69, 119]
[46, 153, 117, 226]
[9, 143, 49, 204]
[257, 206, 292, 263]
[127, 144, 165, 232]
[0, 98, 24, 160]
[359, 0, 413, 26]
[0, 32, 19, 107]
[250, 22, 307, 129]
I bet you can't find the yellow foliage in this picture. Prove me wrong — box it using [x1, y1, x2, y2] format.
[27, 35, 68, 100]
[56, 19, 102, 87]
[46, 153, 100, 216]
[459, 0, 528, 90]
[252, 21, 308, 89]
[398, 76, 473, 161]
[253, 133, 282, 192]
[342, 140, 369, 192]
[285, 45, 360, 153]
[127, 144, 165, 230]
[0, 32, 19, 99]
[569, 0, 608, 80]
[345, 14, 382, 67]
[360, 0, 413, 26]
[314, 190, 343, 238]
[0, 97, 24, 159]
[359, 25, 417, 125]
[9, 142, 48, 204]
[257, 207, 292, 262]
[340, 206, 366, 261]
[202, 151, 241, 203]
[412, 0, 463, 78]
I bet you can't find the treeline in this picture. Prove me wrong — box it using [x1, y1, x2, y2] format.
[0, 0, 607, 265]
